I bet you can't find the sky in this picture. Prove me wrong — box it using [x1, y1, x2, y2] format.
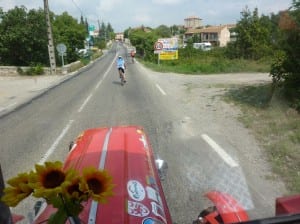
[1, 0, 292, 32]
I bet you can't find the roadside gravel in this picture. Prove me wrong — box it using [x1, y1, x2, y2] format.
[138, 65, 288, 222]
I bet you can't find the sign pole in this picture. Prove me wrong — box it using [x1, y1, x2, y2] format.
[61, 54, 64, 67]
[158, 53, 160, 65]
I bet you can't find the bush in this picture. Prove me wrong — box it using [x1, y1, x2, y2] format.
[26, 63, 44, 76]
[17, 64, 44, 76]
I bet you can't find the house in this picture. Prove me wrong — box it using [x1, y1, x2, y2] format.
[184, 24, 236, 47]
[115, 32, 124, 41]
[184, 16, 202, 29]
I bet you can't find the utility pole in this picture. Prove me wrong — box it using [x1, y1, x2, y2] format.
[44, 0, 56, 74]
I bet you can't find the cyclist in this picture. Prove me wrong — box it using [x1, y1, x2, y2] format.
[117, 55, 126, 84]
[130, 50, 135, 63]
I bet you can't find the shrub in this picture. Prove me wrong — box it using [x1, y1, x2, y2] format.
[26, 63, 44, 76]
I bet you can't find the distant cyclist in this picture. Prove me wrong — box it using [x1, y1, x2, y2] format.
[117, 55, 126, 85]
[130, 50, 135, 63]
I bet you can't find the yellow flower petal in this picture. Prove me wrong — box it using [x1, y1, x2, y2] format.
[29, 161, 66, 199]
[81, 167, 114, 204]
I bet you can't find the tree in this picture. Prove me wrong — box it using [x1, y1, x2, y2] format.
[129, 29, 158, 62]
[52, 12, 86, 64]
[0, 6, 48, 66]
[230, 7, 273, 59]
[98, 22, 107, 41]
[155, 25, 171, 38]
[106, 22, 114, 40]
[270, 0, 300, 109]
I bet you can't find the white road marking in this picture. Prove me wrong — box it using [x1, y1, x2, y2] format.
[78, 93, 93, 112]
[81, 55, 117, 111]
[201, 134, 239, 168]
[95, 55, 117, 90]
[38, 120, 74, 164]
[155, 84, 166, 95]
[95, 79, 103, 89]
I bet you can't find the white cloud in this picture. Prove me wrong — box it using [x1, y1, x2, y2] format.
[97, 0, 122, 12]
[151, 0, 185, 5]
[133, 13, 152, 24]
[1, 0, 292, 32]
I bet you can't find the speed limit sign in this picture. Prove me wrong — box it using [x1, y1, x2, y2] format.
[154, 41, 163, 50]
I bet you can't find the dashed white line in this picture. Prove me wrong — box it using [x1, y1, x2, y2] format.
[38, 120, 74, 164]
[201, 134, 239, 168]
[95, 56, 116, 90]
[155, 84, 166, 95]
[95, 79, 103, 89]
[78, 93, 93, 112]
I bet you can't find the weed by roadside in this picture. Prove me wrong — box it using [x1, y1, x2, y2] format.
[225, 84, 300, 194]
[17, 63, 44, 76]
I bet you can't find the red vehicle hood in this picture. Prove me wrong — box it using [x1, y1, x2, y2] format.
[34, 126, 172, 224]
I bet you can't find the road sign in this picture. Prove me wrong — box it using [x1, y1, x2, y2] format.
[56, 43, 67, 67]
[56, 43, 66, 54]
[154, 41, 163, 51]
[159, 50, 178, 60]
[157, 38, 178, 51]
[88, 25, 95, 31]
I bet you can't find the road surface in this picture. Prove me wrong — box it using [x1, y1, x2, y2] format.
[0, 42, 287, 224]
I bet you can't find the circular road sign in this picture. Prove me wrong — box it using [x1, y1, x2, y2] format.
[154, 41, 163, 50]
[56, 43, 67, 54]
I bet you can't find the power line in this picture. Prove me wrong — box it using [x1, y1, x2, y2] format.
[71, 0, 84, 16]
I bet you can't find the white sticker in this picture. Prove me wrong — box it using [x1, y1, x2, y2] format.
[151, 202, 167, 224]
[146, 186, 162, 205]
[127, 180, 146, 201]
[128, 200, 150, 217]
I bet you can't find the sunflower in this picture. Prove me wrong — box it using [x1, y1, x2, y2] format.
[81, 167, 114, 203]
[29, 161, 68, 199]
[1, 172, 33, 207]
[61, 169, 89, 202]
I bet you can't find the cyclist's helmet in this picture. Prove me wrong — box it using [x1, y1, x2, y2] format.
[118, 55, 122, 59]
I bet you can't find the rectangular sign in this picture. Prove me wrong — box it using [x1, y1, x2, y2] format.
[159, 50, 178, 60]
[157, 38, 178, 51]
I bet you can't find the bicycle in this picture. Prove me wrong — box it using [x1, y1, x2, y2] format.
[118, 67, 126, 86]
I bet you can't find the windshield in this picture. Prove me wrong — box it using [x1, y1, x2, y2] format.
[0, 1, 299, 224]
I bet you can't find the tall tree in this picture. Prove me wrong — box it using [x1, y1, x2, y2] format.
[232, 7, 273, 59]
[52, 12, 86, 64]
[271, 0, 300, 109]
[0, 6, 48, 66]
[130, 28, 158, 62]
[155, 25, 171, 38]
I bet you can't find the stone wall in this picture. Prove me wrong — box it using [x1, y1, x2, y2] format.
[0, 61, 82, 76]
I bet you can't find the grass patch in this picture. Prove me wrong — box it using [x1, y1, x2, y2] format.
[225, 84, 300, 193]
[141, 51, 270, 74]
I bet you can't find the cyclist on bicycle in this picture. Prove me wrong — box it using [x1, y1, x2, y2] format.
[117, 55, 126, 83]
[130, 50, 135, 63]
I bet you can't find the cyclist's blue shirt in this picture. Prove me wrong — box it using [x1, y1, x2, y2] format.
[117, 58, 125, 69]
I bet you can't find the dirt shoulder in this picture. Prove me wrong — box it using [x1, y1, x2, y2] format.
[138, 66, 288, 221]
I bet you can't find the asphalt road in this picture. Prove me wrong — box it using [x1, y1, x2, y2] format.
[0, 42, 287, 224]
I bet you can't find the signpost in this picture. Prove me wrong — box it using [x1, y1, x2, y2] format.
[154, 38, 178, 64]
[56, 43, 67, 67]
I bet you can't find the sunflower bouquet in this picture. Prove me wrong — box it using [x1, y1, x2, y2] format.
[1, 161, 114, 224]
